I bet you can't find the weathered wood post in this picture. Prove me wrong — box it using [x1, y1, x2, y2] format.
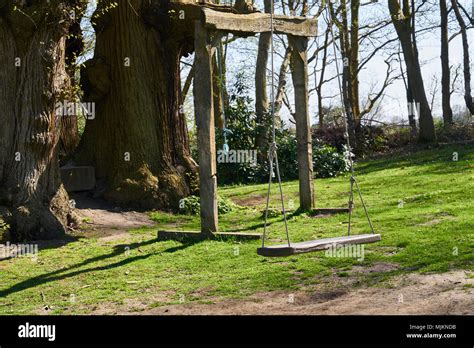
[289, 35, 314, 210]
[194, 21, 218, 234]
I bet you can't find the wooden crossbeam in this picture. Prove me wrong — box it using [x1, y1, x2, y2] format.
[201, 8, 318, 37]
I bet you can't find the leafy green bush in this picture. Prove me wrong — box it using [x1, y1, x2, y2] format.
[0, 217, 10, 242]
[178, 195, 236, 215]
[215, 72, 261, 185]
[217, 196, 235, 214]
[273, 128, 299, 180]
[313, 144, 350, 178]
[178, 195, 201, 215]
[276, 132, 350, 179]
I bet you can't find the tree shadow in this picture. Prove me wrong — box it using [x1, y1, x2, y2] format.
[0, 236, 80, 262]
[227, 210, 303, 232]
[0, 238, 159, 298]
[162, 241, 199, 253]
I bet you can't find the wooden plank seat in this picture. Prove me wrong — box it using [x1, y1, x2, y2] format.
[257, 234, 381, 257]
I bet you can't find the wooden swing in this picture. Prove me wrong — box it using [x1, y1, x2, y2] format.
[257, 1, 381, 257]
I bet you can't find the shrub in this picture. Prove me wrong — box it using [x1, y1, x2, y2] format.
[273, 128, 299, 180]
[178, 195, 201, 215]
[313, 144, 350, 178]
[215, 72, 261, 185]
[312, 125, 346, 151]
[0, 217, 10, 242]
[178, 195, 236, 215]
[436, 122, 474, 143]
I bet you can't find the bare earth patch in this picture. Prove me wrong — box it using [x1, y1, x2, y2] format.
[72, 195, 156, 241]
[230, 194, 266, 207]
[65, 267, 473, 315]
[144, 270, 473, 315]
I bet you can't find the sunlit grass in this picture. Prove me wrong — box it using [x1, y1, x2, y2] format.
[0, 145, 472, 314]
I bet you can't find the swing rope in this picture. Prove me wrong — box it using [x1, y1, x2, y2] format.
[260, 0, 376, 249]
[325, 2, 375, 235]
[262, 0, 291, 248]
[216, 37, 231, 153]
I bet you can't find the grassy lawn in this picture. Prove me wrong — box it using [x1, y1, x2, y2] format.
[0, 145, 472, 314]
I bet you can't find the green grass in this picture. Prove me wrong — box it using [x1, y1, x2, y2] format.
[0, 145, 473, 314]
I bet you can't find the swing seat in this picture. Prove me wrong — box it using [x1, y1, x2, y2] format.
[257, 233, 381, 257]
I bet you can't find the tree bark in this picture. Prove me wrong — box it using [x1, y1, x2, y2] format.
[388, 0, 436, 142]
[255, 0, 271, 163]
[349, 0, 361, 134]
[451, 0, 474, 115]
[75, 0, 197, 209]
[0, 0, 83, 241]
[59, 20, 84, 160]
[329, 0, 358, 152]
[440, 0, 453, 125]
[194, 21, 218, 234]
[289, 36, 314, 210]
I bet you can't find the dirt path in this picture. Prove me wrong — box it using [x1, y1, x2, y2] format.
[73, 195, 156, 241]
[139, 270, 473, 315]
[78, 268, 473, 315]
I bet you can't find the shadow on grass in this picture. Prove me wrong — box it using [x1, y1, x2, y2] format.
[162, 240, 200, 253]
[0, 236, 79, 262]
[0, 238, 160, 298]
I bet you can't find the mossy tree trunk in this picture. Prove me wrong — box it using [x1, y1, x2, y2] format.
[0, 0, 84, 241]
[76, 0, 197, 209]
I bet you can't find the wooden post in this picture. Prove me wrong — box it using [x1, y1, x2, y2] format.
[194, 21, 218, 234]
[289, 35, 314, 210]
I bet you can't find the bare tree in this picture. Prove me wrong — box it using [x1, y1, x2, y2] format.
[451, 0, 474, 115]
[440, 0, 454, 125]
[388, 0, 436, 142]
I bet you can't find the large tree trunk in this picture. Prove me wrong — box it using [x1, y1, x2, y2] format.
[75, 0, 197, 209]
[388, 0, 436, 143]
[451, 0, 474, 116]
[255, 0, 271, 163]
[440, 0, 453, 125]
[0, 0, 81, 241]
